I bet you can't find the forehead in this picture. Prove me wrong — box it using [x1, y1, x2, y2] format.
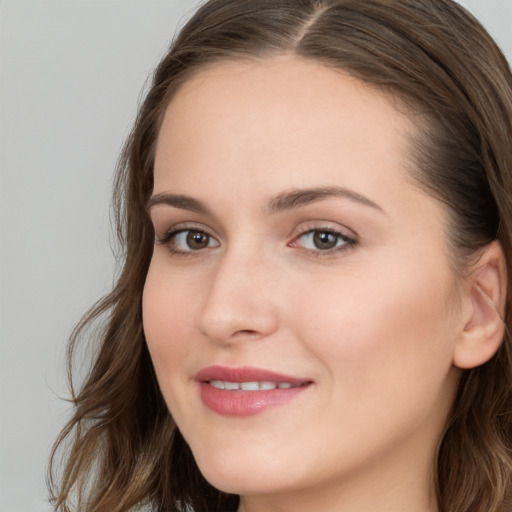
[153, 56, 417, 199]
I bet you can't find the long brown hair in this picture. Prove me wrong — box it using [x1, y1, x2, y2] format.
[49, 1, 512, 511]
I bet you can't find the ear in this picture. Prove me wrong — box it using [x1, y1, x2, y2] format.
[453, 240, 507, 370]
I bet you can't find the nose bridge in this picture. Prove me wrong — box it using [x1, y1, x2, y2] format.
[197, 240, 279, 343]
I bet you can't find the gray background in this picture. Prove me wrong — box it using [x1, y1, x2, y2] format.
[0, 1, 510, 511]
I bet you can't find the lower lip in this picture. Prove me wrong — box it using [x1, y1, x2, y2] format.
[199, 382, 309, 416]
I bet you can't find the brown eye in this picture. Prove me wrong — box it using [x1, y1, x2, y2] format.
[313, 231, 339, 250]
[291, 228, 355, 256]
[186, 230, 210, 250]
[161, 229, 219, 254]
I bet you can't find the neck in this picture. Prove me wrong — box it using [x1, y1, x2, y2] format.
[238, 483, 438, 512]
[236, 442, 439, 512]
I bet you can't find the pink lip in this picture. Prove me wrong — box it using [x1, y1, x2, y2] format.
[195, 365, 312, 417]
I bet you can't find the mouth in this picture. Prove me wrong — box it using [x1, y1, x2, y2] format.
[208, 380, 305, 391]
[195, 365, 313, 416]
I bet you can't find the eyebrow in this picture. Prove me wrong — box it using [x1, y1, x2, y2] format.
[146, 186, 385, 216]
[146, 193, 211, 215]
[266, 186, 385, 215]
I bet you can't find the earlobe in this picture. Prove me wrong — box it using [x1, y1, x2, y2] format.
[453, 241, 507, 370]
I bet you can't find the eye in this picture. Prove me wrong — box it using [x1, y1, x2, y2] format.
[291, 228, 355, 255]
[157, 228, 220, 254]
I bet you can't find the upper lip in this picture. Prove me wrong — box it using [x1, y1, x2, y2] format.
[195, 365, 311, 384]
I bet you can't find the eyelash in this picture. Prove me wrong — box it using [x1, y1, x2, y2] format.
[155, 225, 357, 258]
[156, 225, 218, 258]
[289, 227, 356, 258]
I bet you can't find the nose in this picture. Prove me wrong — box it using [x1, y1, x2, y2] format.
[197, 248, 280, 345]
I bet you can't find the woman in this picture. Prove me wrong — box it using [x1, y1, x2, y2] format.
[49, 1, 512, 511]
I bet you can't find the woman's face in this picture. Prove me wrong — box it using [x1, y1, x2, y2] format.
[143, 57, 463, 510]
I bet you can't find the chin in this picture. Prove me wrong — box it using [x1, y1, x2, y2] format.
[191, 444, 299, 496]
[202, 471, 291, 497]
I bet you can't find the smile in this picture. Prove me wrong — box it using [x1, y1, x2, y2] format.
[196, 366, 312, 416]
[208, 380, 302, 391]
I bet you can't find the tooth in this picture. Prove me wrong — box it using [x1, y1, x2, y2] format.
[240, 381, 259, 391]
[209, 380, 299, 391]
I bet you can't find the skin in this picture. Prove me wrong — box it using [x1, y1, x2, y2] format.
[143, 56, 467, 512]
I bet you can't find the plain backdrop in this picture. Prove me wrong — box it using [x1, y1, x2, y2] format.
[0, 1, 511, 511]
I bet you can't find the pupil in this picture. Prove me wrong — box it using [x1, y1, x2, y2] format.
[187, 231, 208, 249]
[313, 231, 337, 249]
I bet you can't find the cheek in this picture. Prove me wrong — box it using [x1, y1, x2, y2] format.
[284, 260, 460, 466]
[291, 253, 459, 401]
[142, 261, 199, 379]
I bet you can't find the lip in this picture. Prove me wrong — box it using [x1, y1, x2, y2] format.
[195, 365, 312, 417]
